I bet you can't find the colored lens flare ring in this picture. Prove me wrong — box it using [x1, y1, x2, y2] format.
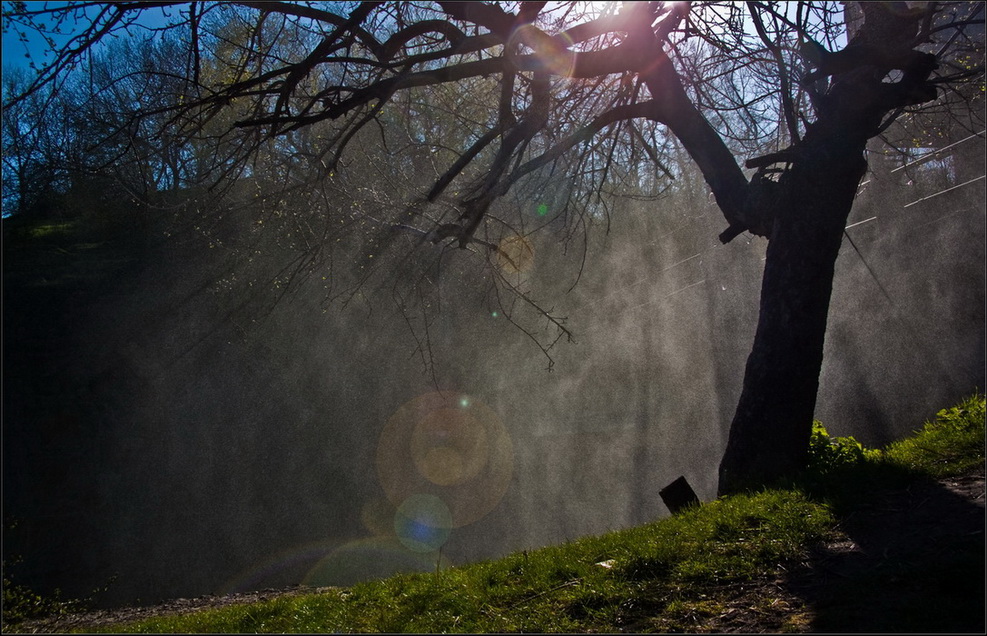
[376, 392, 513, 529]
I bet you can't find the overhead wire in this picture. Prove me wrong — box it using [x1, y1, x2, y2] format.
[569, 136, 983, 339]
[903, 174, 986, 208]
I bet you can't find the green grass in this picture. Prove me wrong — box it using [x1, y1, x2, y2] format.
[23, 221, 79, 240]
[882, 392, 986, 477]
[32, 393, 987, 633]
[796, 392, 986, 512]
[93, 489, 833, 633]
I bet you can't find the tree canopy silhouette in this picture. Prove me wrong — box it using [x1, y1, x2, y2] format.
[3, 0, 983, 494]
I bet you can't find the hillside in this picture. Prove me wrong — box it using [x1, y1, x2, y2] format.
[8, 396, 984, 633]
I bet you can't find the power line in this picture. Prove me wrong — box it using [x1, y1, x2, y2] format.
[622, 279, 707, 313]
[845, 216, 877, 230]
[567, 156, 980, 337]
[903, 174, 986, 208]
[571, 251, 704, 313]
[843, 230, 894, 305]
[904, 206, 983, 234]
[891, 131, 986, 174]
[857, 130, 985, 190]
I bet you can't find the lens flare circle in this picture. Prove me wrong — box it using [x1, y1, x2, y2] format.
[376, 391, 513, 528]
[394, 493, 453, 553]
[360, 497, 396, 537]
[303, 537, 454, 587]
[507, 24, 576, 78]
[412, 407, 488, 486]
[496, 234, 535, 274]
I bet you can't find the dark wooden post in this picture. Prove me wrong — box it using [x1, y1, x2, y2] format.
[660, 475, 700, 514]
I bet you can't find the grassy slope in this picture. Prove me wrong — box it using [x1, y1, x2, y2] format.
[79, 393, 984, 634]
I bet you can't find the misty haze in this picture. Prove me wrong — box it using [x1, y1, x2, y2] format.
[2, 0, 984, 614]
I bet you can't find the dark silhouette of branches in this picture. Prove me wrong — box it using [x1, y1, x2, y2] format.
[6, 2, 980, 247]
[2, 2, 982, 486]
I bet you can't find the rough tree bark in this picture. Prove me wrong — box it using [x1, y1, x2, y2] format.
[717, 2, 940, 494]
[718, 135, 868, 494]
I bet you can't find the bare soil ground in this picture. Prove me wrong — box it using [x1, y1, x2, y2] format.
[11, 469, 985, 634]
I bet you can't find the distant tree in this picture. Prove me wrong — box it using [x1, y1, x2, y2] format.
[1, 69, 72, 217]
[3, 1, 983, 494]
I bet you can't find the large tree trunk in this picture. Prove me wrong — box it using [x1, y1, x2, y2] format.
[628, 1, 933, 495]
[715, 0, 937, 494]
[717, 136, 867, 495]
